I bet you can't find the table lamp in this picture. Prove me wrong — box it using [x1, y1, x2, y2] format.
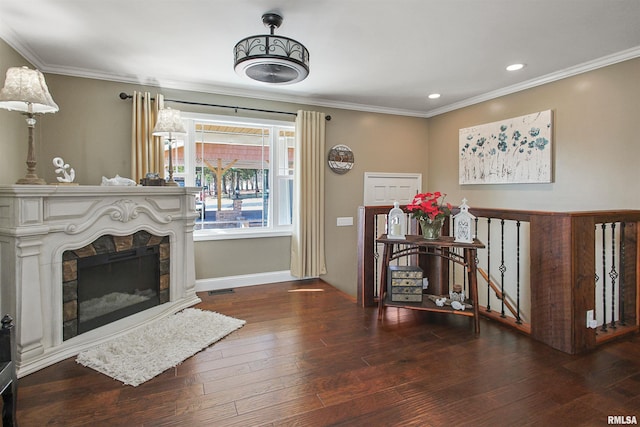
[153, 108, 186, 186]
[0, 66, 59, 184]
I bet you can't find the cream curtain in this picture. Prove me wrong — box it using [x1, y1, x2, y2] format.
[131, 91, 165, 183]
[290, 110, 327, 278]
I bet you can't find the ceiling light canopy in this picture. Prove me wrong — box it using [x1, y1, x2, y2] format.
[234, 13, 309, 85]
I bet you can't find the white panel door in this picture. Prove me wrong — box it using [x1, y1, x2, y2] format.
[363, 172, 422, 206]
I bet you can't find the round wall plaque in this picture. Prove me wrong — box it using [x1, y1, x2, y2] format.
[327, 144, 354, 174]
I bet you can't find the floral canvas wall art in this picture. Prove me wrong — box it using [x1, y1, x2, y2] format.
[459, 110, 553, 184]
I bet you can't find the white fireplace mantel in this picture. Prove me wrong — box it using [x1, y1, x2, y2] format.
[0, 185, 202, 377]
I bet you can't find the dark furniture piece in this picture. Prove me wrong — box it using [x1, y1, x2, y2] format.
[377, 234, 485, 333]
[0, 315, 16, 426]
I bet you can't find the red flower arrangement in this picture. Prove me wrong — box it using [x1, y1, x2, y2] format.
[406, 191, 452, 221]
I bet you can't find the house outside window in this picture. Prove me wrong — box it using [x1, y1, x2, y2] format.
[174, 112, 295, 239]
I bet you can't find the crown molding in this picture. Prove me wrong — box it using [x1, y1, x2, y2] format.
[44, 45, 640, 119]
[423, 46, 640, 118]
[41, 65, 433, 118]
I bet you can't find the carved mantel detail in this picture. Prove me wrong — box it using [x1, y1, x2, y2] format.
[65, 198, 173, 235]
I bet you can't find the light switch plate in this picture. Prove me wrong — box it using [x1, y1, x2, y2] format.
[337, 217, 353, 226]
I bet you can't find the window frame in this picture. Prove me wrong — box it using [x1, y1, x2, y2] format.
[180, 112, 296, 241]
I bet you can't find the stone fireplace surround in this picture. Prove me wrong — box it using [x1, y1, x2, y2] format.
[0, 185, 201, 377]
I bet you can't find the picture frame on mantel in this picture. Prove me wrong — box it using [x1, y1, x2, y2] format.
[458, 110, 553, 185]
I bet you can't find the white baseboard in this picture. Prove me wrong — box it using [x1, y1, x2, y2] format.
[195, 270, 304, 292]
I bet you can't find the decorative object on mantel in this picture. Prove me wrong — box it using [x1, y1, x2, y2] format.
[234, 13, 309, 85]
[0, 66, 59, 185]
[453, 198, 476, 243]
[407, 191, 452, 240]
[387, 201, 406, 239]
[52, 157, 76, 184]
[101, 175, 137, 186]
[327, 144, 354, 174]
[153, 108, 186, 186]
[139, 172, 165, 186]
[459, 109, 553, 184]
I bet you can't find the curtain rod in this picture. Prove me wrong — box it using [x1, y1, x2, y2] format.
[118, 92, 331, 121]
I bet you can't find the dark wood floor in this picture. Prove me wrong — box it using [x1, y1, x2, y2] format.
[16, 279, 640, 426]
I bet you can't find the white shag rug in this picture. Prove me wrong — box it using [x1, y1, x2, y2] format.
[76, 308, 245, 386]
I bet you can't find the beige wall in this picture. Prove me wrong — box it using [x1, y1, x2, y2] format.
[39, 75, 132, 184]
[321, 109, 428, 294]
[427, 58, 640, 211]
[194, 236, 292, 278]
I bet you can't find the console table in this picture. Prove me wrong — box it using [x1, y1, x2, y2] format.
[377, 235, 485, 333]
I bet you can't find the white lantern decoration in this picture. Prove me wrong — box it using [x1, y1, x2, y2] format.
[453, 198, 475, 243]
[387, 201, 406, 240]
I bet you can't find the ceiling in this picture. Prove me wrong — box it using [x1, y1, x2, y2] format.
[1, 0, 639, 118]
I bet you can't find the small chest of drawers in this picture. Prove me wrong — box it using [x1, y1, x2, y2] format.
[388, 265, 423, 302]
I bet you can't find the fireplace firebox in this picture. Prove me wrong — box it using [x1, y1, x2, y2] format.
[62, 231, 170, 340]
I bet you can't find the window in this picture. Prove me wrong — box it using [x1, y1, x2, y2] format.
[175, 113, 295, 239]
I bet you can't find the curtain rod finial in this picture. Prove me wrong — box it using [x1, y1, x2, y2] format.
[119, 92, 130, 100]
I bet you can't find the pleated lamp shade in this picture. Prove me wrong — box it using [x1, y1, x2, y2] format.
[0, 66, 58, 113]
[153, 108, 186, 137]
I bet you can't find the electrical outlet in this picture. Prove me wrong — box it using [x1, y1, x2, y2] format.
[586, 310, 598, 329]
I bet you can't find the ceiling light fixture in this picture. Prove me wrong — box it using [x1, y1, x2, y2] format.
[506, 63, 525, 71]
[234, 13, 310, 85]
[428, 93, 441, 99]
